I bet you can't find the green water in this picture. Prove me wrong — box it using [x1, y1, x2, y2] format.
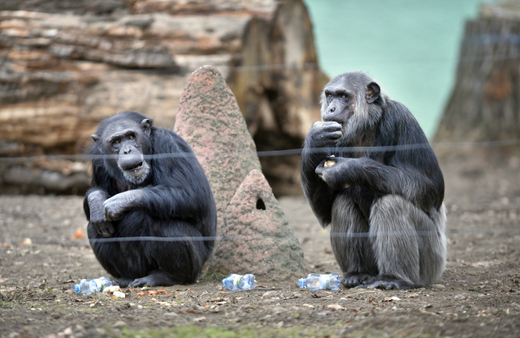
[304, 0, 484, 139]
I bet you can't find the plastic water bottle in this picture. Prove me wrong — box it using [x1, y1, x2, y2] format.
[73, 276, 112, 295]
[298, 273, 340, 291]
[222, 274, 257, 291]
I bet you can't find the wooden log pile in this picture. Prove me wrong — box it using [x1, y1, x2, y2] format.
[0, 0, 326, 195]
[435, 2, 520, 148]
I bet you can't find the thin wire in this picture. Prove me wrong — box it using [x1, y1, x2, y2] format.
[1, 138, 520, 163]
[2, 227, 519, 246]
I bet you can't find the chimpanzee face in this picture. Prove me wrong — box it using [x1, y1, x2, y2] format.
[93, 118, 152, 185]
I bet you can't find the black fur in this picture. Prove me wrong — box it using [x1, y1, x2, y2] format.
[84, 111, 217, 287]
[301, 72, 446, 290]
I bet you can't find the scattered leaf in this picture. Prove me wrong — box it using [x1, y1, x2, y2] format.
[326, 304, 346, 311]
[157, 290, 168, 295]
[103, 285, 121, 293]
[70, 227, 85, 240]
[383, 296, 401, 302]
[193, 316, 206, 322]
[186, 310, 201, 314]
[113, 291, 125, 298]
[262, 291, 277, 298]
[19, 238, 32, 246]
[148, 291, 158, 296]
[420, 308, 441, 316]
[137, 292, 145, 296]
[74, 299, 84, 302]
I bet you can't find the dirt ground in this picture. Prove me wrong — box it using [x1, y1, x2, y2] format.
[1, 150, 520, 337]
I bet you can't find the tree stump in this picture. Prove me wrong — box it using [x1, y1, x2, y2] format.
[0, 0, 326, 195]
[435, 3, 520, 148]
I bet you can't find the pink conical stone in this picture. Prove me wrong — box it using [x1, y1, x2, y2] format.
[174, 66, 306, 279]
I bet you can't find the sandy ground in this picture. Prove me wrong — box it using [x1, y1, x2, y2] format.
[1, 151, 520, 337]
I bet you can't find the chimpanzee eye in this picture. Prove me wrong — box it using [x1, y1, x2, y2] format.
[342, 94, 346, 99]
[128, 135, 134, 140]
[114, 140, 120, 144]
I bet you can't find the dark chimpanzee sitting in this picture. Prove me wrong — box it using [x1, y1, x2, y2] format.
[84, 111, 217, 287]
[301, 72, 446, 290]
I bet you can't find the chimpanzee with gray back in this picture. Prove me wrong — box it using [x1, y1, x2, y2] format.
[84, 111, 217, 287]
[301, 72, 446, 290]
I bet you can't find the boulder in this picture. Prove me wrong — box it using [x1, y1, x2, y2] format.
[0, 0, 326, 195]
[174, 66, 306, 279]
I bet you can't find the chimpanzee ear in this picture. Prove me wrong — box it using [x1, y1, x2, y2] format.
[91, 134, 100, 142]
[140, 118, 153, 136]
[366, 82, 381, 104]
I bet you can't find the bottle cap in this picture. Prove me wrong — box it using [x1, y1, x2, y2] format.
[297, 278, 305, 288]
[72, 284, 81, 293]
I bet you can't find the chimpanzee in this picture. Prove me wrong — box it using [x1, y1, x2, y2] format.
[301, 72, 446, 290]
[84, 111, 217, 287]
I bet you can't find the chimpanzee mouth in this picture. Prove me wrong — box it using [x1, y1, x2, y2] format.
[127, 162, 144, 171]
[122, 161, 150, 184]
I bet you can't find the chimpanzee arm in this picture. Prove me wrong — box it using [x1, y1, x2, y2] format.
[103, 129, 213, 224]
[84, 188, 115, 237]
[103, 168, 210, 222]
[315, 150, 444, 212]
[300, 121, 343, 227]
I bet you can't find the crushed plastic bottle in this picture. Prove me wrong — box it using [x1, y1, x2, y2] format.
[73, 276, 113, 295]
[298, 273, 340, 291]
[222, 274, 257, 291]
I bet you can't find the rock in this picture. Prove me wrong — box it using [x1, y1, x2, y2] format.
[430, 284, 446, 289]
[173, 66, 306, 279]
[454, 294, 467, 301]
[0, 0, 326, 196]
[211, 169, 306, 277]
[113, 320, 126, 328]
[174, 66, 262, 209]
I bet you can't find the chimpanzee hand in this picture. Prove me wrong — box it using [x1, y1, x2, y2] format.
[307, 121, 343, 148]
[315, 156, 353, 189]
[104, 190, 142, 222]
[88, 190, 114, 237]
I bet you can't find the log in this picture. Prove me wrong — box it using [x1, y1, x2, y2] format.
[434, 3, 520, 149]
[0, 0, 326, 195]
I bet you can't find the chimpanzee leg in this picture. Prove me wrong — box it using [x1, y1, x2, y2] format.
[129, 220, 211, 287]
[89, 210, 211, 287]
[330, 195, 378, 287]
[364, 195, 446, 290]
[87, 211, 155, 287]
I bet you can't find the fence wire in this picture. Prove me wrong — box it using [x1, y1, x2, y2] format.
[1, 138, 520, 163]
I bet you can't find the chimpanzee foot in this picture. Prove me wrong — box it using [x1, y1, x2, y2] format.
[114, 278, 133, 288]
[341, 272, 373, 288]
[129, 271, 179, 287]
[356, 275, 414, 290]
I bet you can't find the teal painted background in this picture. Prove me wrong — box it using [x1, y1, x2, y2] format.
[304, 0, 484, 139]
